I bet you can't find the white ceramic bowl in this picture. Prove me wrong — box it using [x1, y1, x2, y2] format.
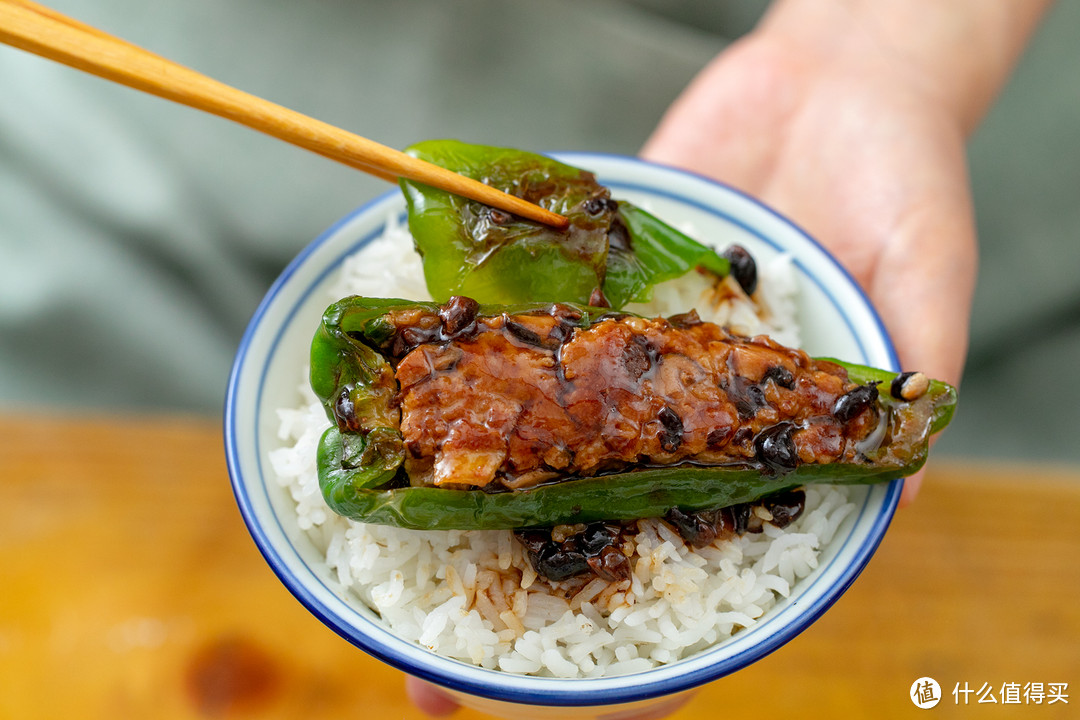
[225, 153, 902, 718]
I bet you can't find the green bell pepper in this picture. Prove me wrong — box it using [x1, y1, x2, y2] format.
[399, 140, 728, 309]
[310, 296, 957, 531]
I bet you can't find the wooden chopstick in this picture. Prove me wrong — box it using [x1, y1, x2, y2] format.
[0, 0, 570, 229]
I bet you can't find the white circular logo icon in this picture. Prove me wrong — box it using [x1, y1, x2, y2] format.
[911, 677, 942, 709]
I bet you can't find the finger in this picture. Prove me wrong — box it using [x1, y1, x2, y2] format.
[867, 195, 976, 388]
[405, 676, 459, 717]
[898, 469, 923, 508]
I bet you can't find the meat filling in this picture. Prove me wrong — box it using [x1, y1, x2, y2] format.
[384, 300, 879, 491]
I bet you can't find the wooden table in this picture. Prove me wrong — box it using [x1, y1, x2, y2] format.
[1, 414, 1077, 719]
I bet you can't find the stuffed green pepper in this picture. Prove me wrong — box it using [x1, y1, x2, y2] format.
[311, 296, 955, 537]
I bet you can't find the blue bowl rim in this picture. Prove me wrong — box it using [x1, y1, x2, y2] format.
[224, 152, 902, 707]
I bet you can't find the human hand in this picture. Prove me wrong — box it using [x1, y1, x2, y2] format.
[405, 676, 692, 718]
[644, 8, 977, 386]
[642, 0, 1047, 504]
[406, 676, 458, 716]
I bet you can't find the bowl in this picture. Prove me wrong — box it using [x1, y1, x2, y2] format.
[224, 153, 902, 718]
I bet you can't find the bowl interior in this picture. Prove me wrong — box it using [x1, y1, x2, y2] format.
[225, 153, 901, 706]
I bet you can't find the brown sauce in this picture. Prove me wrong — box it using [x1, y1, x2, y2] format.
[383, 300, 878, 490]
[516, 489, 807, 583]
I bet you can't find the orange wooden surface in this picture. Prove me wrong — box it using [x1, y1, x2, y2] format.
[1, 413, 1077, 719]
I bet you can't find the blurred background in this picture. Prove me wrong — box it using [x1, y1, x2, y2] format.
[1, 0, 1078, 462]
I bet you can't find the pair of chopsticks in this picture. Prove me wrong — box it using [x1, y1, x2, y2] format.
[0, 0, 569, 229]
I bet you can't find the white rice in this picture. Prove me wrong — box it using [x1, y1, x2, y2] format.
[269, 212, 856, 677]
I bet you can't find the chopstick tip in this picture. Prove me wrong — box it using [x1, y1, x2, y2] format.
[547, 212, 571, 231]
